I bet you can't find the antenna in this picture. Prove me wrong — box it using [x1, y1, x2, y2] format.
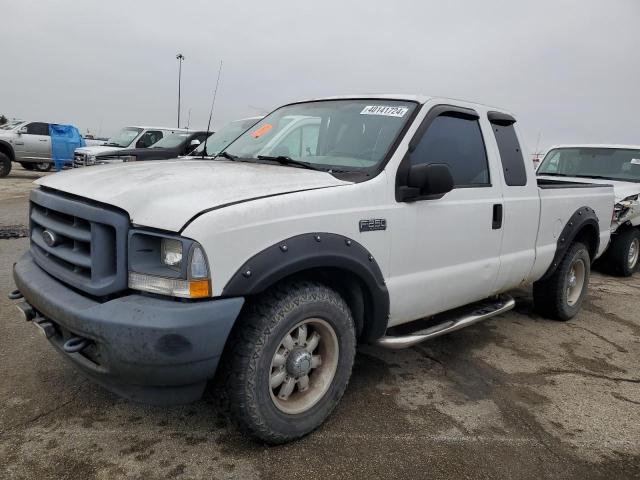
[202, 60, 223, 157]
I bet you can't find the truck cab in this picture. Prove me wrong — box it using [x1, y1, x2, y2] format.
[11, 95, 614, 444]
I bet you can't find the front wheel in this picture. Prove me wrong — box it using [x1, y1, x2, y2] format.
[34, 162, 52, 172]
[224, 280, 356, 444]
[533, 242, 590, 321]
[0, 153, 11, 178]
[607, 229, 640, 277]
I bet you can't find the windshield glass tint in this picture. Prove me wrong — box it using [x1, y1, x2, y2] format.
[151, 133, 190, 148]
[223, 100, 417, 171]
[538, 147, 640, 182]
[107, 127, 143, 147]
[192, 118, 261, 156]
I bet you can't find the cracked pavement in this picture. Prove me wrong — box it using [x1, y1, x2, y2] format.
[1, 166, 639, 479]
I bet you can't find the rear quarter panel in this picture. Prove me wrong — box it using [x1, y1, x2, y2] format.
[531, 185, 614, 280]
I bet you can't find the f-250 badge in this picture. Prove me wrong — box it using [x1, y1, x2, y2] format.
[359, 219, 387, 232]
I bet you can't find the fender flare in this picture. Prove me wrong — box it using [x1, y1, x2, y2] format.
[0, 140, 15, 161]
[539, 206, 600, 281]
[221, 232, 390, 341]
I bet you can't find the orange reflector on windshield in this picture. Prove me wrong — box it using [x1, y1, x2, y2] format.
[251, 123, 273, 138]
[189, 280, 210, 298]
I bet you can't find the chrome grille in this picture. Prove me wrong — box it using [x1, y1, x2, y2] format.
[29, 188, 129, 296]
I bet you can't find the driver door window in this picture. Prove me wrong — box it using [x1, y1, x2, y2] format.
[137, 130, 163, 148]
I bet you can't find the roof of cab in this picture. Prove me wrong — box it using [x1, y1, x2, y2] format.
[297, 93, 513, 115]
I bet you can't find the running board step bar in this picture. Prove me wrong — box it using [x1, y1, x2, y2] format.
[375, 295, 515, 349]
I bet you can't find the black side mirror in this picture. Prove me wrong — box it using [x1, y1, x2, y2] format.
[400, 163, 454, 201]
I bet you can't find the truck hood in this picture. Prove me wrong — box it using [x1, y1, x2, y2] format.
[36, 160, 352, 231]
[537, 175, 640, 203]
[75, 145, 124, 156]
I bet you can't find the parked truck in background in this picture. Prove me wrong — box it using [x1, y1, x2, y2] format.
[73, 126, 193, 166]
[11, 95, 614, 444]
[0, 120, 96, 176]
[73, 131, 212, 167]
[537, 145, 640, 276]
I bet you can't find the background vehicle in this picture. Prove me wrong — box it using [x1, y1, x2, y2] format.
[73, 126, 193, 166]
[537, 145, 640, 276]
[73, 131, 211, 167]
[187, 117, 262, 158]
[0, 120, 84, 176]
[11, 95, 614, 444]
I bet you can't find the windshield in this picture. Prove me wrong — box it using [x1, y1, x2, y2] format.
[538, 147, 640, 183]
[222, 100, 417, 172]
[0, 120, 25, 130]
[150, 133, 190, 148]
[106, 127, 143, 147]
[192, 118, 261, 156]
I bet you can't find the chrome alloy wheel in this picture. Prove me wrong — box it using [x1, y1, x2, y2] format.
[269, 318, 339, 414]
[566, 258, 586, 306]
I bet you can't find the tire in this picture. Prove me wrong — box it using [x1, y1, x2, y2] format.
[34, 162, 52, 172]
[607, 229, 640, 277]
[533, 242, 590, 321]
[19, 162, 35, 170]
[0, 153, 11, 178]
[223, 280, 356, 444]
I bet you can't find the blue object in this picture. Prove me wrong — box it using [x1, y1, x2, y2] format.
[49, 124, 85, 171]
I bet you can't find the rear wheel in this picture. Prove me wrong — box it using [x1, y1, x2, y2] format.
[0, 153, 11, 178]
[607, 228, 640, 277]
[34, 162, 52, 172]
[224, 280, 356, 444]
[533, 242, 590, 321]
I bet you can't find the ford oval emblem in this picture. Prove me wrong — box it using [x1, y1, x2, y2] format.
[42, 230, 58, 247]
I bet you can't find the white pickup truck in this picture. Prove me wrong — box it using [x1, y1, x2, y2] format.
[537, 144, 640, 276]
[11, 95, 614, 444]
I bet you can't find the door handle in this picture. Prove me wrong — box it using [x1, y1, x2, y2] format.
[492, 204, 503, 229]
[39, 139, 48, 142]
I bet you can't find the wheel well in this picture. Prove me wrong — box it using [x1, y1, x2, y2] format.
[244, 267, 374, 341]
[0, 141, 15, 161]
[573, 223, 598, 260]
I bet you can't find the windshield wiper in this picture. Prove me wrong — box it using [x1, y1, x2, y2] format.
[214, 151, 237, 161]
[257, 155, 321, 171]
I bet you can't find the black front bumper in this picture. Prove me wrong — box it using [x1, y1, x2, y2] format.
[13, 251, 244, 405]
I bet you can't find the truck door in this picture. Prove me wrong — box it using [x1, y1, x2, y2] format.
[20, 122, 51, 160]
[388, 106, 504, 325]
[486, 112, 538, 292]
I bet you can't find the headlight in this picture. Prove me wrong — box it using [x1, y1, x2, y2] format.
[128, 231, 210, 298]
[161, 238, 183, 269]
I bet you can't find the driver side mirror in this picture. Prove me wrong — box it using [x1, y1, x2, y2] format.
[17, 126, 27, 135]
[190, 139, 201, 147]
[399, 163, 454, 202]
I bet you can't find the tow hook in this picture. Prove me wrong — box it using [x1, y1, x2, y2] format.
[8, 289, 23, 300]
[63, 336, 90, 353]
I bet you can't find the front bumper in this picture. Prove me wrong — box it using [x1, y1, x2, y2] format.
[12, 251, 244, 405]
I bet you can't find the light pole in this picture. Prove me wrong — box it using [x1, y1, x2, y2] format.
[176, 53, 185, 128]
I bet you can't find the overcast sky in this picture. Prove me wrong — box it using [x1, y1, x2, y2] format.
[3, 0, 639, 153]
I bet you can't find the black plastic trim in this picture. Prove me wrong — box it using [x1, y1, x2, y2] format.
[487, 111, 516, 126]
[221, 232, 390, 341]
[539, 206, 600, 281]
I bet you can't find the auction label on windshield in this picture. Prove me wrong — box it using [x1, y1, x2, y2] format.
[360, 105, 409, 117]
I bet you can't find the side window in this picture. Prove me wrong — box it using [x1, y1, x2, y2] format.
[137, 130, 163, 148]
[301, 125, 319, 156]
[411, 114, 489, 187]
[490, 121, 527, 186]
[25, 122, 50, 136]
